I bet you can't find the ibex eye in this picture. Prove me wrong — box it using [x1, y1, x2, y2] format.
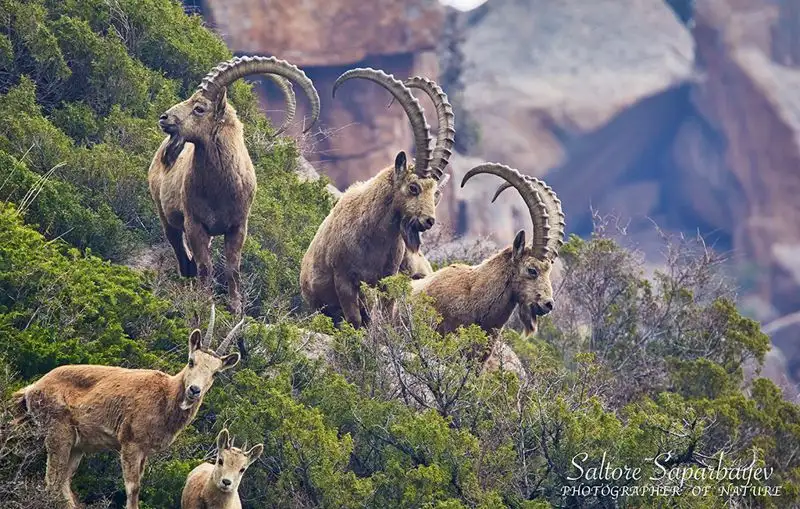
[188, 359, 194, 368]
[239, 468, 245, 473]
[193, 106, 206, 115]
[409, 183, 420, 196]
[527, 267, 538, 278]
[218, 458, 223, 466]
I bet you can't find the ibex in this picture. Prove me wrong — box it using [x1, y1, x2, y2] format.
[181, 428, 263, 509]
[300, 70, 454, 328]
[149, 56, 320, 314]
[411, 163, 565, 359]
[10, 305, 245, 509]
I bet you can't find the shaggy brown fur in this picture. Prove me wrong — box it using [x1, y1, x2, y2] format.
[301, 153, 440, 328]
[412, 237, 555, 336]
[148, 56, 319, 314]
[10, 324, 242, 509]
[411, 163, 565, 362]
[181, 429, 263, 509]
[300, 69, 453, 329]
[400, 247, 434, 280]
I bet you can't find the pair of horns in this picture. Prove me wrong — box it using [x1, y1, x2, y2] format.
[197, 55, 320, 134]
[203, 303, 246, 355]
[462, 164, 565, 260]
[332, 68, 455, 181]
[217, 428, 259, 454]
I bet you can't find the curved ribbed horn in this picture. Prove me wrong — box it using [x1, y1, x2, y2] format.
[437, 172, 451, 190]
[215, 317, 246, 355]
[197, 56, 320, 133]
[203, 303, 216, 349]
[491, 176, 565, 259]
[333, 68, 432, 177]
[462, 164, 551, 259]
[266, 76, 295, 136]
[404, 77, 455, 180]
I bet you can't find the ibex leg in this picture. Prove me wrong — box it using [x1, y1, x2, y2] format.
[44, 423, 77, 508]
[333, 271, 362, 329]
[224, 223, 246, 315]
[185, 220, 213, 288]
[164, 223, 196, 277]
[64, 450, 84, 507]
[121, 445, 147, 509]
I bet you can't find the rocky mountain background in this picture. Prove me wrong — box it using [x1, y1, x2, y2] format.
[195, 0, 800, 396]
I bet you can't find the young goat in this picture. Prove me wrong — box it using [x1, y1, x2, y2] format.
[300, 70, 454, 328]
[181, 429, 263, 509]
[11, 305, 245, 509]
[149, 56, 320, 314]
[411, 164, 565, 360]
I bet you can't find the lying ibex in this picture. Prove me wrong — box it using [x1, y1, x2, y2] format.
[181, 428, 263, 509]
[411, 163, 565, 358]
[11, 306, 245, 509]
[300, 70, 454, 328]
[149, 56, 320, 314]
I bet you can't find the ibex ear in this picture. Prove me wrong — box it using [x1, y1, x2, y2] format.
[219, 352, 240, 371]
[213, 88, 227, 120]
[512, 230, 526, 262]
[189, 329, 203, 353]
[246, 444, 264, 466]
[394, 151, 407, 179]
[216, 429, 230, 451]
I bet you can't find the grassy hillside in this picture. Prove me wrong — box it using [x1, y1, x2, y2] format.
[0, 1, 798, 508]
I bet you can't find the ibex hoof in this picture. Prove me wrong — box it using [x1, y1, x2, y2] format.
[179, 258, 197, 278]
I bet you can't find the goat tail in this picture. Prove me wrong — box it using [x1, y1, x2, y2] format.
[10, 388, 30, 426]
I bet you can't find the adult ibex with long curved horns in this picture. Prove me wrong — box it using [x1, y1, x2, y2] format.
[149, 56, 320, 314]
[300, 70, 454, 328]
[411, 164, 565, 360]
[10, 305, 245, 509]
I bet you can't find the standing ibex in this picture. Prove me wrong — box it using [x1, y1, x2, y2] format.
[181, 428, 263, 509]
[411, 164, 565, 358]
[300, 70, 454, 328]
[149, 56, 320, 314]
[11, 306, 245, 509]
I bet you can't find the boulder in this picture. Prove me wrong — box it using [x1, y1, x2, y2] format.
[459, 0, 695, 173]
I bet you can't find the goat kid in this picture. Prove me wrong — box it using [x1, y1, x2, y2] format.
[181, 428, 263, 509]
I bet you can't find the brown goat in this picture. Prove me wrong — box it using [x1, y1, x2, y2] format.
[181, 429, 263, 509]
[148, 56, 320, 314]
[10, 306, 245, 509]
[300, 70, 454, 328]
[411, 164, 565, 358]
